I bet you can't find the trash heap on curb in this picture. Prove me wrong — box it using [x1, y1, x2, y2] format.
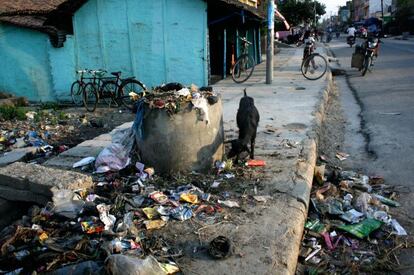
[298, 164, 411, 273]
[0, 150, 265, 274]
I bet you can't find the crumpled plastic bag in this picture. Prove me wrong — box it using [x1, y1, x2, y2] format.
[52, 189, 84, 219]
[95, 128, 134, 173]
[105, 254, 165, 275]
[191, 95, 210, 124]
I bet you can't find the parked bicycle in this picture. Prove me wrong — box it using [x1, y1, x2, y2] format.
[70, 69, 91, 106]
[82, 70, 147, 112]
[231, 36, 255, 83]
[300, 37, 327, 80]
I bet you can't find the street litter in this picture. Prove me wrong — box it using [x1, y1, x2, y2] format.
[298, 163, 410, 273]
[335, 152, 349, 161]
[72, 156, 95, 168]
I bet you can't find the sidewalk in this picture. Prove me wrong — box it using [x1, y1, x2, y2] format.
[36, 46, 333, 274]
[172, 46, 333, 274]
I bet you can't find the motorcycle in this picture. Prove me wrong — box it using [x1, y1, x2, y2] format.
[326, 33, 332, 43]
[360, 36, 381, 76]
[347, 35, 356, 47]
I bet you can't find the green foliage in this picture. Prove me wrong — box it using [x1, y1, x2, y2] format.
[40, 101, 59, 110]
[57, 111, 68, 120]
[0, 105, 27, 121]
[278, 0, 326, 26]
[396, 0, 414, 32]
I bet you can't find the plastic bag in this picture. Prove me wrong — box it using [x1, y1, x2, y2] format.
[354, 192, 372, 213]
[338, 218, 382, 239]
[52, 189, 84, 219]
[105, 254, 165, 275]
[95, 128, 135, 173]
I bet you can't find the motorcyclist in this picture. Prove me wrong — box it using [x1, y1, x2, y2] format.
[347, 25, 356, 45]
[347, 25, 356, 39]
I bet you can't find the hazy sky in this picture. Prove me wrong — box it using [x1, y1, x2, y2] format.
[319, 0, 349, 17]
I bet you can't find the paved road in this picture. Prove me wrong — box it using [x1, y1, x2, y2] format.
[328, 36, 414, 273]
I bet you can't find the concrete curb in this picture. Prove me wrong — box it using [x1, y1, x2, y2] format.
[284, 55, 335, 274]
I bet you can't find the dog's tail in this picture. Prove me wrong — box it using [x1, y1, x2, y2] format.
[243, 88, 247, 97]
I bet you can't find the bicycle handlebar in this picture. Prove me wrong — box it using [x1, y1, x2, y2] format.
[238, 36, 252, 45]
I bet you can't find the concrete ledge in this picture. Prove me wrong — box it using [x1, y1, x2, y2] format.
[0, 162, 93, 204]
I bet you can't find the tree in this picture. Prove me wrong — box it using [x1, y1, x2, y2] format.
[395, 0, 414, 32]
[277, 0, 326, 27]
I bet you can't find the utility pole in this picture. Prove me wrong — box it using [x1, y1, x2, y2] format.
[266, 0, 275, 84]
[381, 0, 384, 19]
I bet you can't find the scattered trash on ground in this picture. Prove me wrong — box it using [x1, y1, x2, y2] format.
[0, 107, 134, 164]
[0, 94, 267, 273]
[298, 164, 412, 273]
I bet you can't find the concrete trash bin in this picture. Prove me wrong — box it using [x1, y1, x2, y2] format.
[136, 96, 224, 174]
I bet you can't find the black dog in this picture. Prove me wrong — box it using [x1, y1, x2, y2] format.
[227, 89, 260, 163]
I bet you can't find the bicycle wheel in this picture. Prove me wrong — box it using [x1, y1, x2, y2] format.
[118, 79, 146, 110]
[101, 80, 119, 107]
[231, 54, 255, 83]
[83, 82, 98, 112]
[70, 81, 84, 106]
[301, 54, 327, 80]
[361, 56, 370, 76]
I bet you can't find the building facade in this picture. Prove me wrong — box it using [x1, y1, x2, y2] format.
[0, 0, 263, 102]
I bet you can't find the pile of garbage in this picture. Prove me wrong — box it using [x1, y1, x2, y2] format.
[0, 145, 266, 274]
[298, 165, 410, 273]
[141, 83, 219, 122]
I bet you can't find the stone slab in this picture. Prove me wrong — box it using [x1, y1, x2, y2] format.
[0, 185, 49, 205]
[0, 147, 37, 167]
[0, 162, 93, 198]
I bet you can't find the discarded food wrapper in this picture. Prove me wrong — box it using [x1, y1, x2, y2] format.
[149, 191, 169, 204]
[96, 203, 116, 232]
[170, 206, 193, 221]
[373, 194, 401, 207]
[218, 200, 240, 208]
[340, 209, 365, 224]
[246, 159, 266, 167]
[391, 219, 407, 236]
[81, 221, 104, 234]
[38, 232, 48, 243]
[211, 181, 221, 188]
[72, 157, 95, 168]
[372, 210, 391, 224]
[305, 219, 325, 233]
[144, 220, 166, 230]
[208, 236, 233, 259]
[143, 207, 159, 220]
[336, 152, 349, 161]
[180, 193, 199, 204]
[338, 218, 382, 239]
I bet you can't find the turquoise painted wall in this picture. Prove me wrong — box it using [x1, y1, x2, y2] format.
[0, 0, 208, 102]
[0, 24, 55, 101]
[73, 0, 208, 89]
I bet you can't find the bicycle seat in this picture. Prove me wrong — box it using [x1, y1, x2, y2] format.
[111, 71, 121, 77]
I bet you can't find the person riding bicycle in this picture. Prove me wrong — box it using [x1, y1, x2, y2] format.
[302, 30, 316, 59]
